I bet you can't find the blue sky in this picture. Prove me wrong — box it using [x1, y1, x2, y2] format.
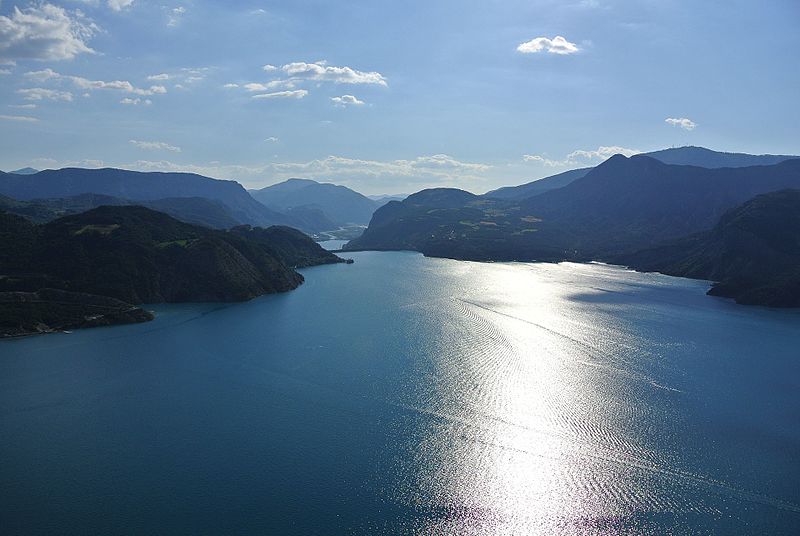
[0, 0, 798, 194]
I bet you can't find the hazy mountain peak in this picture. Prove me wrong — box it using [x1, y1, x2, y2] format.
[643, 146, 798, 168]
[9, 167, 39, 175]
[250, 177, 381, 226]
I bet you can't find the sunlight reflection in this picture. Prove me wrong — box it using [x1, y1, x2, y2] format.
[392, 260, 703, 534]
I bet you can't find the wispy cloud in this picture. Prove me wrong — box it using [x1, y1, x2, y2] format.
[517, 36, 579, 55]
[331, 95, 365, 107]
[0, 114, 39, 122]
[251, 89, 308, 100]
[120, 97, 152, 105]
[523, 145, 639, 167]
[108, 0, 135, 12]
[26, 69, 167, 96]
[129, 140, 181, 152]
[243, 80, 296, 92]
[0, 4, 97, 62]
[17, 87, 73, 101]
[265, 137, 279, 142]
[127, 154, 491, 190]
[167, 7, 186, 27]
[665, 117, 697, 131]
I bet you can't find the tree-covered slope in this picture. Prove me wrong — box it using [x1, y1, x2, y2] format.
[348, 156, 800, 263]
[0, 205, 347, 304]
[620, 190, 800, 306]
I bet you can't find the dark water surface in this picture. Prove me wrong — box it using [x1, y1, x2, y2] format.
[2, 251, 799, 534]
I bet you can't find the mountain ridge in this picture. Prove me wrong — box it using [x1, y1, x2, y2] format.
[484, 146, 800, 201]
[345, 154, 800, 307]
[0, 167, 299, 231]
[619, 189, 800, 306]
[250, 177, 382, 226]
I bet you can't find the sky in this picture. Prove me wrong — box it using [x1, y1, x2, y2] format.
[0, 0, 798, 195]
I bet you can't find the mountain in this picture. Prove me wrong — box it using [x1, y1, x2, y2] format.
[0, 167, 294, 230]
[519, 155, 800, 255]
[0, 205, 347, 305]
[250, 178, 381, 226]
[0, 193, 241, 229]
[368, 193, 408, 203]
[483, 147, 799, 202]
[484, 167, 591, 200]
[644, 146, 798, 168]
[229, 225, 354, 268]
[620, 190, 800, 307]
[9, 167, 39, 175]
[346, 155, 800, 263]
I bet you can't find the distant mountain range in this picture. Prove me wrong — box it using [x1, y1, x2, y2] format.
[0, 193, 242, 229]
[643, 146, 798, 168]
[0, 167, 409, 238]
[0, 205, 348, 336]
[249, 178, 383, 226]
[348, 155, 800, 258]
[367, 193, 408, 203]
[0, 167, 295, 228]
[4, 146, 800, 308]
[0, 168, 390, 236]
[346, 148, 800, 306]
[485, 146, 800, 201]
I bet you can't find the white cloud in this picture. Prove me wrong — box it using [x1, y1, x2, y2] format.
[8, 103, 37, 109]
[262, 64, 277, 71]
[128, 153, 490, 189]
[0, 69, 11, 75]
[223, 83, 239, 89]
[25, 68, 167, 96]
[331, 95, 365, 107]
[129, 140, 181, 152]
[281, 61, 387, 86]
[120, 97, 152, 105]
[244, 80, 296, 92]
[523, 145, 639, 167]
[665, 117, 697, 131]
[147, 73, 170, 81]
[0, 4, 97, 62]
[167, 7, 186, 27]
[74, 78, 166, 95]
[17, 87, 73, 101]
[566, 145, 638, 161]
[517, 35, 579, 55]
[522, 154, 564, 167]
[0, 114, 39, 122]
[265, 137, 279, 142]
[108, 0, 134, 12]
[251, 89, 308, 100]
[264, 154, 490, 183]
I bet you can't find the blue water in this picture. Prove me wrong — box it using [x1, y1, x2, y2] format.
[1, 252, 799, 535]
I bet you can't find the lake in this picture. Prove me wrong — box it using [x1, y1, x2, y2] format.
[1, 251, 799, 534]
